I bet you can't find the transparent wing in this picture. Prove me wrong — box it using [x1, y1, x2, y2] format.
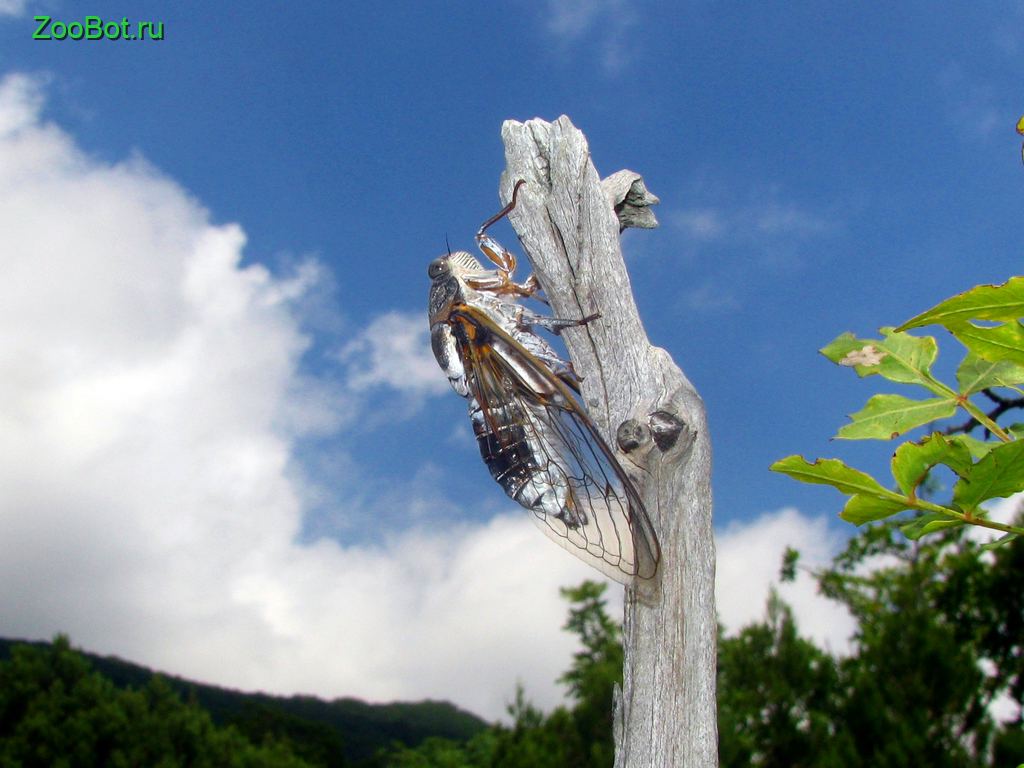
[450, 304, 661, 586]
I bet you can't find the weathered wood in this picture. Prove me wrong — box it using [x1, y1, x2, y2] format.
[498, 116, 717, 768]
[601, 169, 661, 232]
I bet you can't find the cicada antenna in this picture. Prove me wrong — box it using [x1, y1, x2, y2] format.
[477, 179, 527, 238]
[445, 234, 452, 256]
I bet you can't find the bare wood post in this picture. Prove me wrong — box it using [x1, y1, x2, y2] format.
[498, 116, 717, 767]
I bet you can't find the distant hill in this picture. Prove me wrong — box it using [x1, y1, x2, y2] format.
[0, 636, 488, 764]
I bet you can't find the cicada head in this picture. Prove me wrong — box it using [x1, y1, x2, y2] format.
[427, 251, 494, 326]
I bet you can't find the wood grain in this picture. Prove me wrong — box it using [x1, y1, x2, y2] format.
[498, 115, 718, 768]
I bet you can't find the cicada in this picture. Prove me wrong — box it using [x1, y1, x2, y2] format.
[427, 181, 660, 587]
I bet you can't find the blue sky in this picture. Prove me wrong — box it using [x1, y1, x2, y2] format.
[1, 1, 1022, 720]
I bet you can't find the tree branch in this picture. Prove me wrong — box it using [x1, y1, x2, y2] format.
[942, 389, 1024, 438]
[497, 115, 717, 768]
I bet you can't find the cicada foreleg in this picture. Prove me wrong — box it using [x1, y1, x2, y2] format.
[474, 180, 546, 302]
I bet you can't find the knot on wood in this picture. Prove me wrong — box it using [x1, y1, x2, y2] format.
[649, 410, 686, 452]
[617, 419, 649, 454]
[617, 410, 691, 457]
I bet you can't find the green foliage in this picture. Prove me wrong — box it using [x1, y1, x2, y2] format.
[0, 635, 315, 767]
[772, 276, 1024, 543]
[821, 526, 993, 767]
[230, 703, 348, 768]
[718, 591, 844, 767]
[556, 582, 621, 765]
[720, 526, 1024, 767]
[779, 546, 800, 582]
[898, 277, 1024, 330]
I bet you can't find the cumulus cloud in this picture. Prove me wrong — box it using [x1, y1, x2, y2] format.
[715, 496, 1024, 656]
[337, 310, 448, 398]
[716, 507, 855, 654]
[673, 208, 725, 242]
[0, 71, 608, 720]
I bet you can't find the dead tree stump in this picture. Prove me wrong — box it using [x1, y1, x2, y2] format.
[498, 115, 717, 768]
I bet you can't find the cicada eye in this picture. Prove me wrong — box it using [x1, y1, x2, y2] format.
[428, 258, 447, 280]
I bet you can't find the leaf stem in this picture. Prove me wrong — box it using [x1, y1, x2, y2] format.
[957, 397, 1012, 442]
[923, 375, 1012, 442]
[911, 498, 1024, 536]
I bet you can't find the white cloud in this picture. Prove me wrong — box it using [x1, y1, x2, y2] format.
[673, 208, 725, 241]
[681, 280, 740, 313]
[0, 71, 611, 721]
[541, 0, 636, 74]
[716, 498, 1024, 670]
[716, 507, 855, 654]
[337, 310, 448, 398]
[0, 0, 27, 17]
[671, 198, 835, 246]
[753, 201, 834, 237]
[668, 185, 839, 307]
[546, 0, 609, 39]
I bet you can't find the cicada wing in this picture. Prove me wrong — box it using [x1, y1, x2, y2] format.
[450, 304, 661, 586]
[519, 399, 661, 584]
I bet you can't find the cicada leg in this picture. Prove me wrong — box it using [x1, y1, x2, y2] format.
[475, 180, 542, 299]
[514, 308, 600, 392]
[519, 274, 549, 305]
[517, 307, 600, 336]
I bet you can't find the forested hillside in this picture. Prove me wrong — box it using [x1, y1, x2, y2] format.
[0, 637, 486, 766]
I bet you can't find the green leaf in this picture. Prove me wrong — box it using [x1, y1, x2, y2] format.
[820, 333, 887, 371]
[840, 494, 910, 525]
[770, 456, 899, 498]
[980, 532, 1018, 551]
[899, 512, 964, 540]
[897, 276, 1024, 331]
[952, 438, 1024, 509]
[780, 547, 799, 582]
[821, 328, 939, 388]
[956, 352, 1024, 393]
[948, 433, 999, 460]
[891, 433, 973, 495]
[836, 394, 957, 440]
[949, 321, 1024, 368]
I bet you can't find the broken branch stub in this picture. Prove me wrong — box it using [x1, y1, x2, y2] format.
[603, 169, 661, 232]
[497, 115, 717, 768]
